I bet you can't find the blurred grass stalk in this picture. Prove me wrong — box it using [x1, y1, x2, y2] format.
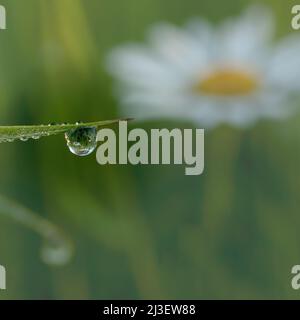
[39, 0, 96, 76]
[0, 194, 73, 266]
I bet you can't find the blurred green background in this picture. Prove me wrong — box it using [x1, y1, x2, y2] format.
[0, 0, 299, 299]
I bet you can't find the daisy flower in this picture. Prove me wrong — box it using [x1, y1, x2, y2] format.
[106, 5, 300, 128]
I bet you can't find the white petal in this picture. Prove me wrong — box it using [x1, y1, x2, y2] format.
[267, 34, 300, 91]
[217, 5, 274, 66]
[106, 45, 184, 90]
[119, 90, 187, 116]
[148, 22, 210, 76]
[254, 91, 294, 118]
[186, 18, 215, 48]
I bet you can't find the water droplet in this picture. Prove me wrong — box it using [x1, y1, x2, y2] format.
[40, 240, 73, 266]
[20, 136, 29, 142]
[65, 126, 97, 156]
[32, 135, 40, 140]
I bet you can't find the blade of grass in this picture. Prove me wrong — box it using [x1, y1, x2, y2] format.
[0, 118, 131, 143]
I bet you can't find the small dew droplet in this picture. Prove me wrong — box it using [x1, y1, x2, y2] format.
[20, 136, 29, 142]
[40, 242, 73, 266]
[65, 126, 97, 157]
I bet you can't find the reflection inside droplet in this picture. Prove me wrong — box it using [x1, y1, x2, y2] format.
[65, 126, 97, 156]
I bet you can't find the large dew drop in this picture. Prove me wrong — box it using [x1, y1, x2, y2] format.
[65, 126, 97, 156]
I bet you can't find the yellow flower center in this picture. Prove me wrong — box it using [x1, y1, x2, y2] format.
[195, 69, 258, 96]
